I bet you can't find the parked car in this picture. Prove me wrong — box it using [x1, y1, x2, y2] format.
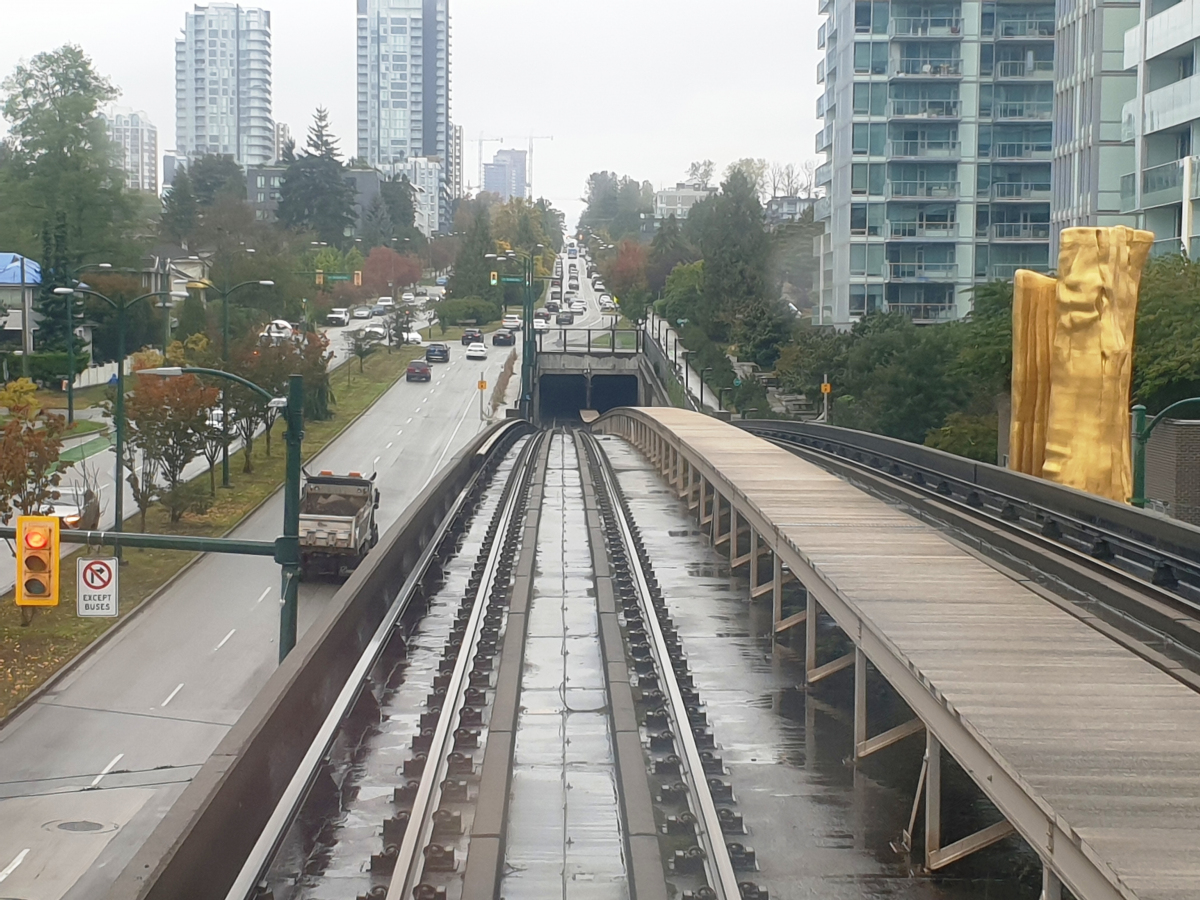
[492, 329, 515, 346]
[426, 342, 450, 362]
[327, 308, 350, 327]
[406, 359, 432, 382]
[465, 342, 487, 360]
[436, 275, 449, 285]
[352, 307, 372, 319]
[415, 287, 429, 297]
[461, 328, 484, 345]
[501, 314, 522, 331]
[556, 312, 575, 325]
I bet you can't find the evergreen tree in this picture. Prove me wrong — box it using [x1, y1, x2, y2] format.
[361, 194, 394, 248]
[189, 154, 246, 206]
[447, 207, 499, 304]
[380, 176, 417, 230]
[161, 168, 199, 245]
[277, 108, 357, 247]
[647, 214, 693, 294]
[177, 292, 208, 339]
[35, 211, 72, 349]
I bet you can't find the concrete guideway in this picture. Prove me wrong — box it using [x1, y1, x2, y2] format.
[0, 340, 512, 900]
[598, 407, 1200, 900]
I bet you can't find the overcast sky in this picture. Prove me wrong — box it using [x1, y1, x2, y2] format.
[0, 0, 821, 229]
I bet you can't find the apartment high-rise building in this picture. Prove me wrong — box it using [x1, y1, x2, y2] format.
[1051, 0, 1139, 252]
[274, 122, 291, 162]
[814, 0, 1055, 326]
[404, 156, 444, 235]
[356, 0, 450, 171]
[1119, 0, 1200, 257]
[483, 148, 527, 201]
[100, 106, 158, 193]
[175, 4, 274, 167]
[449, 122, 464, 199]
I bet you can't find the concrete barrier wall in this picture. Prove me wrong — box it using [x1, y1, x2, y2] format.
[106, 420, 533, 900]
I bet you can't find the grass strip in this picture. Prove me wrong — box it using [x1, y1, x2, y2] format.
[0, 345, 423, 720]
[60, 436, 113, 464]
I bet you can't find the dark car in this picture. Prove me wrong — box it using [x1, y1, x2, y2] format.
[406, 359, 432, 382]
[546, 300, 560, 313]
[492, 329, 515, 346]
[555, 312, 575, 325]
[426, 342, 450, 362]
[461, 328, 484, 345]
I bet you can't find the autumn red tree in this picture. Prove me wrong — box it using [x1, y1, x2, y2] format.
[0, 378, 72, 524]
[602, 239, 649, 298]
[363, 246, 422, 295]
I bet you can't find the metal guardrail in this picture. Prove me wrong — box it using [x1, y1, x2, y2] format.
[534, 327, 643, 355]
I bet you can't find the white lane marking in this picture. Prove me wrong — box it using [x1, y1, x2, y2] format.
[0, 849, 30, 884]
[373, 456, 381, 467]
[161, 683, 184, 707]
[406, 417, 413, 424]
[255, 587, 271, 605]
[89, 753, 124, 789]
[215, 628, 236, 650]
[422, 389, 478, 492]
[395, 429, 403, 436]
[422, 397, 428, 403]
[386, 441, 394, 449]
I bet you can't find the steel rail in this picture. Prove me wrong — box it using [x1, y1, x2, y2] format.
[585, 433, 742, 900]
[386, 435, 541, 900]
[222, 436, 516, 900]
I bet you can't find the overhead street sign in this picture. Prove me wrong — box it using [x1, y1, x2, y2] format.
[500, 275, 524, 284]
[77, 558, 119, 617]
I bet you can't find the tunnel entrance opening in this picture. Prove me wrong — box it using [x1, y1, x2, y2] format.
[537, 373, 641, 423]
[538, 374, 588, 422]
[591, 374, 639, 414]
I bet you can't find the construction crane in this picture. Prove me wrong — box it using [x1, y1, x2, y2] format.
[475, 134, 555, 198]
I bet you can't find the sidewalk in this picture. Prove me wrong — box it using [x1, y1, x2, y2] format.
[643, 312, 720, 412]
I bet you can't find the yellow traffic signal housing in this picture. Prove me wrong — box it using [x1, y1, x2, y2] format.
[315, 269, 325, 286]
[354, 270, 363, 286]
[490, 271, 498, 286]
[16, 515, 60, 607]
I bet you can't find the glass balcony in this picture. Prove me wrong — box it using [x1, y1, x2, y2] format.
[889, 16, 964, 37]
[1141, 159, 1184, 208]
[1120, 172, 1137, 213]
[887, 179, 959, 199]
[994, 59, 1054, 79]
[995, 18, 1055, 38]
[991, 141, 1053, 160]
[991, 181, 1051, 200]
[990, 222, 1051, 240]
[819, 0, 831, 14]
[889, 98, 961, 118]
[989, 262, 1048, 279]
[888, 302, 959, 322]
[889, 220, 958, 238]
[992, 100, 1053, 120]
[1151, 237, 1184, 258]
[888, 261, 959, 279]
[816, 161, 832, 186]
[893, 58, 963, 77]
[889, 139, 961, 159]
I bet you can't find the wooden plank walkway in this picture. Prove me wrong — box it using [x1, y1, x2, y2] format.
[606, 408, 1200, 900]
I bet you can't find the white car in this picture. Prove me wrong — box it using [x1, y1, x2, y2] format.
[570, 300, 587, 313]
[533, 318, 550, 332]
[326, 308, 350, 327]
[502, 314, 523, 331]
[465, 342, 487, 360]
[352, 307, 372, 319]
[377, 296, 396, 309]
[397, 331, 424, 345]
[363, 323, 388, 340]
[402, 292, 417, 305]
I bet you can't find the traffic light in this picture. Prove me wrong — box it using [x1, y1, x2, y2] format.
[315, 269, 325, 286]
[490, 271, 498, 287]
[353, 270, 362, 286]
[16, 515, 60, 607]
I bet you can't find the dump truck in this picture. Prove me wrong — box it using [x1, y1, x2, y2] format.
[298, 470, 379, 580]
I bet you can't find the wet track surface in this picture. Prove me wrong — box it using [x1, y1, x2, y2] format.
[251, 431, 1033, 900]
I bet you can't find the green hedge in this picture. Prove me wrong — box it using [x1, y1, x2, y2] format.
[436, 297, 502, 327]
[0, 351, 89, 387]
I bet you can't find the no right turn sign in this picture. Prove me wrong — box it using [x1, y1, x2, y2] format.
[77, 558, 119, 617]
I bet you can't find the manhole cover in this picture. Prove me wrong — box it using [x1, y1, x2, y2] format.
[57, 821, 105, 832]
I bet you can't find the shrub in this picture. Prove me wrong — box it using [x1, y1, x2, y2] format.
[436, 296, 501, 327]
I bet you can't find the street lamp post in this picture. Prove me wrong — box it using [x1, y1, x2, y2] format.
[61, 262, 115, 424]
[486, 244, 543, 417]
[55, 285, 189, 558]
[701, 366, 713, 409]
[142, 366, 303, 661]
[681, 350, 691, 401]
[189, 277, 275, 488]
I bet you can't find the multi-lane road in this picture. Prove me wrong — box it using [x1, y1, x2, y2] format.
[0, 325, 515, 900]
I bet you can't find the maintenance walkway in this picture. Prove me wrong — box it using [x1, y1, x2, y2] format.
[597, 407, 1200, 900]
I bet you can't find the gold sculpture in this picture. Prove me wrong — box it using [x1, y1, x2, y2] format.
[1008, 226, 1152, 503]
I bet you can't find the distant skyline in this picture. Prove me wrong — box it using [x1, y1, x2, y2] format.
[0, 0, 820, 229]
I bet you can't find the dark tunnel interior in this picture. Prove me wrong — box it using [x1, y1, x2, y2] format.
[538, 374, 640, 421]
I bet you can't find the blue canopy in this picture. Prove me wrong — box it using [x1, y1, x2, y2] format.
[0, 253, 41, 285]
